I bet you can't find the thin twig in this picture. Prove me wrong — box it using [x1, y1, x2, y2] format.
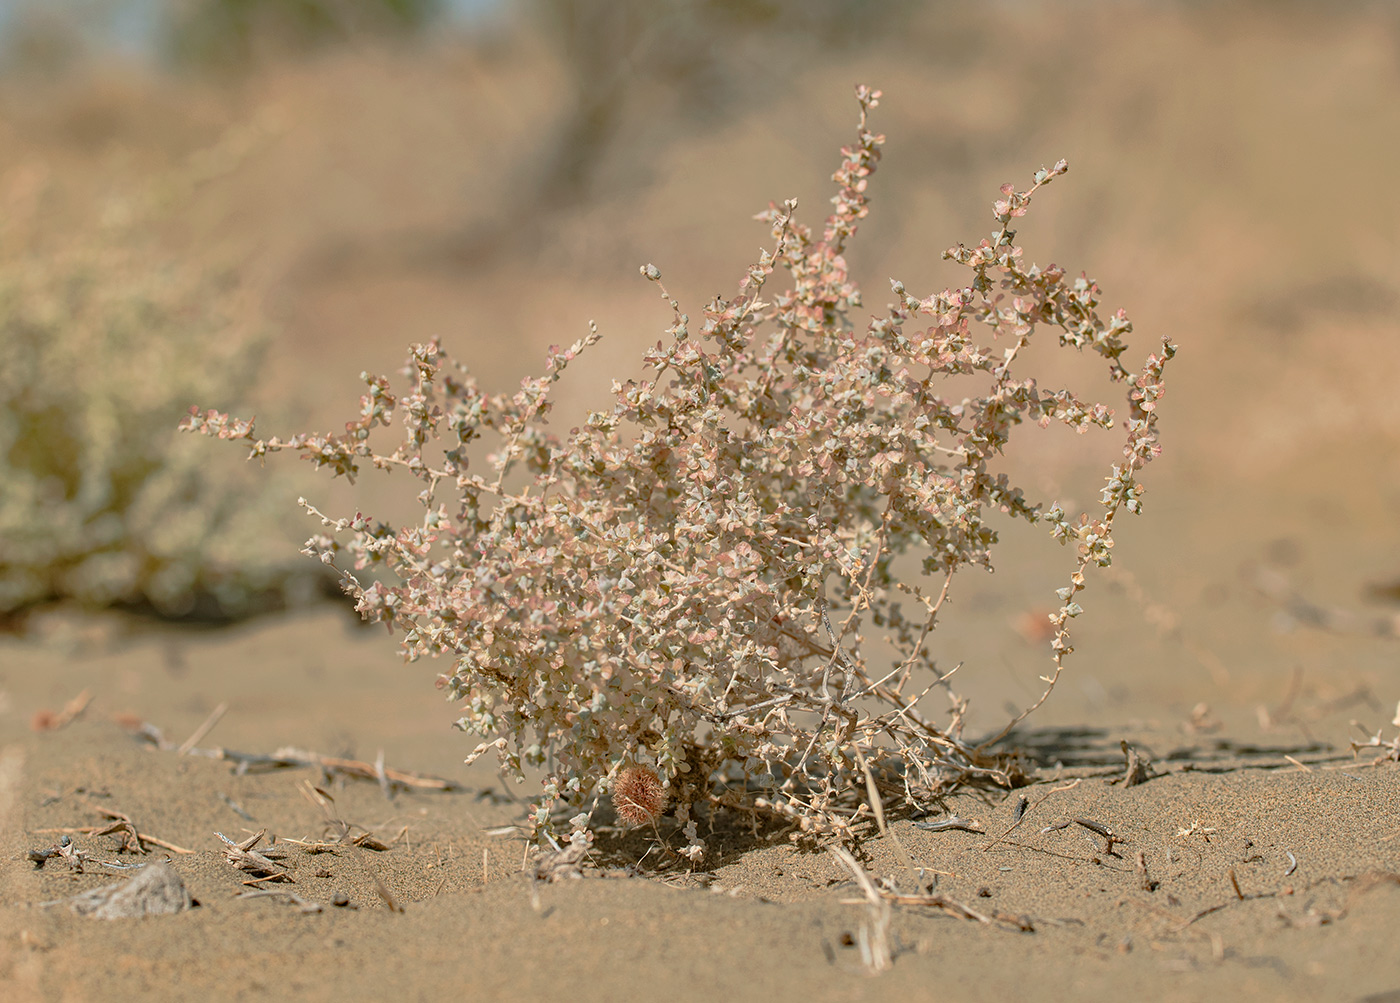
[982, 778, 1080, 852]
[854, 747, 887, 838]
[181, 744, 464, 791]
[31, 688, 93, 732]
[177, 702, 229, 755]
[832, 845, 1032, 933]
[234, 888, 324, 913]
[33, 823, 193, 856]
[373, 873, 405, 913]
[828, 846, 892, 973]
[216, 830, 291, 881]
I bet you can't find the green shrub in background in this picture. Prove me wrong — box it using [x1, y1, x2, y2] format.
[167, 0, 443, 68]
[0, 174, 307, 620]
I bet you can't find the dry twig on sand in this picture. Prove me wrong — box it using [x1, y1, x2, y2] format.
[981, 778, 1081, 852]
[27, 835, 88, 871]
[177, 702, 229, 755]
[30, 688, 93, 732]
[284, 779, 401, 853]
[828, 846, 893, 973]
[34, 804, 194, 856]
[234, 888, 324, 914]
[912, 815, 984, 834]
[372, 873, 405, 913]
[216, 829, 293, 883]
[127, 718, 465, 792]
[1349, 727, 1400, 763]
[1116, 740, 1153, 786]
[831, 843, 1037, 959]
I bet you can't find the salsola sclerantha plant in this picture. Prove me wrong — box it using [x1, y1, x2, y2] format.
[183, 86, 1174, 851]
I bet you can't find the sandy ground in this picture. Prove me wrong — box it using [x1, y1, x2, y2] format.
[3, 2, 1400, 999]
[1, 611, 1399, 1001]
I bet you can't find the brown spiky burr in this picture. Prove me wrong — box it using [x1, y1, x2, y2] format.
[611, 765, 668, 827]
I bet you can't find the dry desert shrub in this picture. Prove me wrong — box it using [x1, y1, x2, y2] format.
[186, 86, 1175, 850]
[0, 132, 305, 619]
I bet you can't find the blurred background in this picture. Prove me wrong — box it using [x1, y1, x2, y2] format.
[1, 0, 1397, 741]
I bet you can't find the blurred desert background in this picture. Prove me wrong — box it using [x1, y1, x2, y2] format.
[1, 2, 1399, 999]
[5, 0, 1397, 732]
